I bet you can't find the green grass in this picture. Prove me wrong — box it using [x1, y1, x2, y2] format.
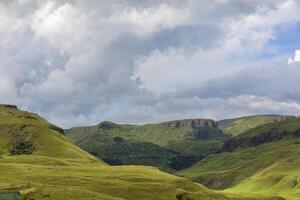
[0, 154, 286, 200]
[218, 115, 284, 136]
[178, 137, 300, 200]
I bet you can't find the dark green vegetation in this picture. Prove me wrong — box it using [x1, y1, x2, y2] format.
[66, 119, 228, 171]
[179, 117, 300, 200]
[0, 104, 274, 200]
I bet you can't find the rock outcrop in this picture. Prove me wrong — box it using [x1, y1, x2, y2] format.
[223, 129, 300, 152]
[0, 104, 17, 109]
[163, 119, 218, 129]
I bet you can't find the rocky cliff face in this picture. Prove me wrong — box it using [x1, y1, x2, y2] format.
[223, 128, 300, 152]
[164, 119, 218, 129]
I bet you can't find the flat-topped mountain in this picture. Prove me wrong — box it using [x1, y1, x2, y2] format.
[66, 118, 228, 171]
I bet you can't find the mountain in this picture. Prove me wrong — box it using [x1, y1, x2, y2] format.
[0, 104, 276, 200]
[178, 117, 300, 200]
[65, 119, 229, 171]
[218, 115, 285, 136]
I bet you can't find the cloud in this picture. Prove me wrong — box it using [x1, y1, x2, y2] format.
[108, 95, 300, 124]
[288, 49, 300, 64]
[0, 0, 300, 127]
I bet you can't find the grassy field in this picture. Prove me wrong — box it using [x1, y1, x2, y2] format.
[0, 154, 288, 200]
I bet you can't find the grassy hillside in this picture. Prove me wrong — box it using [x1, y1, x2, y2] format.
[0, 104, 276, 200]
[66, 120, 228, 171]
[0, 105, 100, 162]
[178, 118, 300, 200]
[222, 117, 300, 151]
[0, 154, 282, 200]
[218, 115, 284, 136]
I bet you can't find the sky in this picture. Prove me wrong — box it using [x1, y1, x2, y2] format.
[1, 0, 300, 128]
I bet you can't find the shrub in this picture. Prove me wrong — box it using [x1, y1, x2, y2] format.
[10, 133, 35, 155]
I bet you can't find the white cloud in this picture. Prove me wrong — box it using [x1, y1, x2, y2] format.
[109, 4, 192, 35]
[132, 48, 238, 93]
[222, 0, 300, 54]
[132, 0, 300, 94]
[288, 49, 300, 64]
[0, 0, 300, 127]
[109, 95, 300, 124]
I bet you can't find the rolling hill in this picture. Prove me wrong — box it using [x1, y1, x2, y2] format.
[0, 104, 275, 200]
[65, 119, 228, 171]
[178, 117, 300, 200]
[0, 104, 100, 162]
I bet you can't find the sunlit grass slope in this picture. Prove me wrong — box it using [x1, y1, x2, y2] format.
[0, 105, 101, 162]
[178, 118, 300, 200]
[218, 115, 284, 136]
[0, 155, 276, 200]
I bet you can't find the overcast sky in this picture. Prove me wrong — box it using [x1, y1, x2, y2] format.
[0, 0, 300, 128]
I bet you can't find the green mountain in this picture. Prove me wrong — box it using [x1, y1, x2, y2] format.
[178, 117, 300, 200]
[65, 119, 229, 171]
[218, 115, 285, 136]
[0, 104, 276, 200]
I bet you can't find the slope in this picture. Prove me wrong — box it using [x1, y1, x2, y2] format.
[178, 118, 300, 200]
[218, 115, 284, 136]
[0, 104, 100, 162]
[0, 156, 282, 200]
